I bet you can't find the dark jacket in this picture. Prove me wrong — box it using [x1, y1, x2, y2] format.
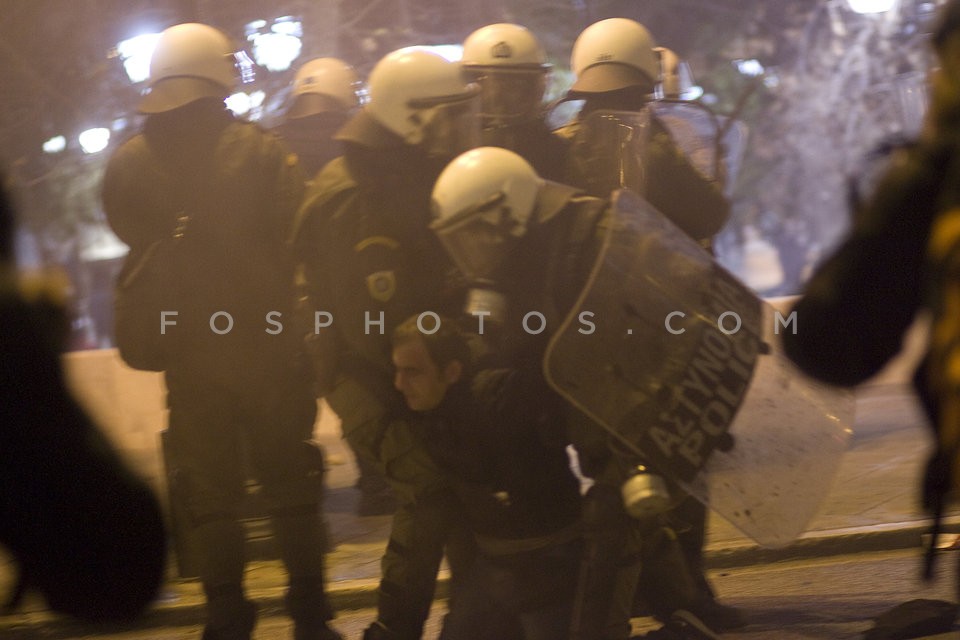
[102, 99, 306, 383]
[418, 367, 581, 544]
[782, 139, 955, 387]
[484, 117, 571, 183]
[494, 181, 607, 367]
[273, 110, 350, 179]
[556, 112, 730, 245]
[293, 139, 462, 397]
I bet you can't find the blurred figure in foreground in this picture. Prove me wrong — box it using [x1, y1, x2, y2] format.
[0, 176, 167, 622]
[102, 23, 340, 640]
[783, 0, 960, 600]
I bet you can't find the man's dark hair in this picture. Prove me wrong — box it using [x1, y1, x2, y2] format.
[392, 314, 472, 372]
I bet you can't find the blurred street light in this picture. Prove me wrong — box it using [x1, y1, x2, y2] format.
[78, 128, 110, 154]
[847, 0, 898, 13]
[42, 135, 66, 154]
[736, 59, 765, 77]
[225, 90, 266, 118]
[116, 33, 162, 83]
[247, 17, 302, 72]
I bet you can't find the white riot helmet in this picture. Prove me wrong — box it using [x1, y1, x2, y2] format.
[569, 18, 659, 95]
[431, 147, 543, 320]
[287, 57, 362, 118]
[462, 23, 550, 70]
[139, 23, 237, 114]
[461, 23, 550, 126]
[364, 47, 480, 151]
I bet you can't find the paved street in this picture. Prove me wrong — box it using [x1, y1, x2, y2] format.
[3, 549, 958, 639]
[5, 339, 960, 638]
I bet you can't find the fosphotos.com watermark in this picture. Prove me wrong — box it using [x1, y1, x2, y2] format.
[156, 309, 800, 336]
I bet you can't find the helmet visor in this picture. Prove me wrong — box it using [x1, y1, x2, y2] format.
[466, 68, 547, 125]
[567, 109, 652, 198]
[430, 192, 523, 281]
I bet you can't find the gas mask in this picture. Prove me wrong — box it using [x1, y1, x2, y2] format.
[431, 192, 527, 325]
[430, 146, 543, 326]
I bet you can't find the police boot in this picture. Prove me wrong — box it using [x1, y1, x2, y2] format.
[201, 585, 256, 640]
[660, 610, 721, 640]
[671, 498, 747, 631]
[286, 575, 342, 640]
[571, 483, 644, 640]
[194, 519, 253, 640]
[272, 511, 340, 639]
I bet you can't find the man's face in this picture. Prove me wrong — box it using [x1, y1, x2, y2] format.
[392, 337, 460, 412]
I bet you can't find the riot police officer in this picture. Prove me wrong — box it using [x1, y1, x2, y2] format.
[430, 146, 725, 640]
[277, 57, 398, 516]
[551, 18, 740, 638]
[102, 23, 340, 640]
[275, 57, 363, 179]
[460, 23, 569, 182]
[293, 47, 481, 640]
[557, 17, 729, 250]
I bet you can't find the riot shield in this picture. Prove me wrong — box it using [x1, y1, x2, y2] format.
[544, 189, 853, 548]
[650, 100, 748, 196]
[565, 109, 651, 198]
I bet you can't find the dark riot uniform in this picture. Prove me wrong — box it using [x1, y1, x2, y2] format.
[497, 184, 649, 640]
[482, 116, 570, 184]
[102, 99, 336, 638]
[293, 131, 472, 640]
[555, 114, 729, 247]
[416, 366, 583, 640]
[274, 111, 350, 181]
[555, 109, 734, 638]
[467, 179, 633, 639]
[274, 107, 398, 516]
